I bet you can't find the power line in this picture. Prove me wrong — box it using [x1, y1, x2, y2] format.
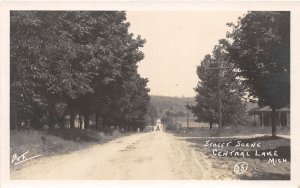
[203, 61, 230, 128]
[184, 101, 191, 132]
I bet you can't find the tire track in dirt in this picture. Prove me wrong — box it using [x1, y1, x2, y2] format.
[11, 131, 237, 180]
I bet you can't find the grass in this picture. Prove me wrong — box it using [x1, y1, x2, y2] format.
[175, 126, 290, 180]
[10, 128, 127, 169]
[176, 126, 290, 138]
[185, 136, 290, 180]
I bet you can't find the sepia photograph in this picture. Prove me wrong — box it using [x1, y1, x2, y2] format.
[8, 10, 291, 180]
[0, 1, 299, 186]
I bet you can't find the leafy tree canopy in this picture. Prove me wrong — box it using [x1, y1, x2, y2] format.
[227, 11, 290, 109]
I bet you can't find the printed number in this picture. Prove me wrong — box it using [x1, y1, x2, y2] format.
[233, 162, 248, 174]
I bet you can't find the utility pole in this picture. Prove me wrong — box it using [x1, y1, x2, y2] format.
[217, 61, 222, 128]
[186, 103, 189, 131]
[185, 101, 190, 131]
[204, 61, 229, 128]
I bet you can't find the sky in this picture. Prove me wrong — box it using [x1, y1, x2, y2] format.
[126, 11, 245, 97]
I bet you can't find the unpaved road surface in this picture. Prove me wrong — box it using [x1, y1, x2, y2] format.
[11, 131, 236, 180]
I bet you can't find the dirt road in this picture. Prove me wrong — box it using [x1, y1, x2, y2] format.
[11, 130, 236, 180]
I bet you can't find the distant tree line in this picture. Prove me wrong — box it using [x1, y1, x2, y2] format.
[149, 95, 192, 130]
[150, 95, 193, 117]
[144, 105, 158, 126]
[10, 11, 152, 131]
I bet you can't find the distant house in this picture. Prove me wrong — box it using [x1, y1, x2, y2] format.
[248, 106, 290, 127]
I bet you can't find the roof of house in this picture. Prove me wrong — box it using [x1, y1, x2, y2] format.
[248, 106, 290, 114]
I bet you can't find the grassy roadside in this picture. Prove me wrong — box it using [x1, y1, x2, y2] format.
[10, 128, 130, 170]
[174, 126, 290, 180]
[176, 126, 290, 138]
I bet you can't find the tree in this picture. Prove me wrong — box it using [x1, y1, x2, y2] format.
[10, 11, 150, 132]
[191, 55, 219, 128]
[83, 11, 148, 130]
[161, 115, 177, 131]
[191, 40, 246, 128]
[146, 105, 158, 126]
[227, 11, 290, 136]
[10, 11, 95, 129]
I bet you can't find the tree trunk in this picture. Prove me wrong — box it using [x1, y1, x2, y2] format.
[79, 115, 83, 129]
[103, 117, 107, 128]
[209, 122, 212, 129]
[95, 113, 99, 130]
[10, 99, 18, 130]
[48, 101, 55, 129]
[271, 107, 277, 137]
[70, 112, 75, 128]
[31, 114, 40, 130]
[58, 116, 64, 129]
[84, 112, 89, 130]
